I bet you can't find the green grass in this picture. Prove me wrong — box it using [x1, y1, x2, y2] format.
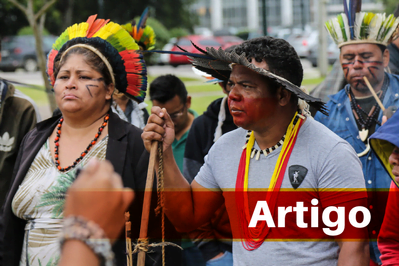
[302, 77, 325, 86]
[15, 86, 48, 105]
[147, 75, 199, 84]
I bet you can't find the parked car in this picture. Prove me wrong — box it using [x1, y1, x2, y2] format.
[0, 35, 57, 72]
[307, 38, 340, 67]
[215, 35, 244, 49]
[169, 35, 221, 67]
[286, 30, 318, 58]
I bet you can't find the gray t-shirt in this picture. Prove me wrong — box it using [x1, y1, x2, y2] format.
[195, 117, 366, 266]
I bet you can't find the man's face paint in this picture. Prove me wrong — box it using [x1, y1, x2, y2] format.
[340, 44, 387, 95]
[227, 63, 279, 132]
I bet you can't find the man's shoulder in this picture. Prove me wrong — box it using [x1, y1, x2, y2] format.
[212, 127, 246, 148]
[302, 117, 351, 148]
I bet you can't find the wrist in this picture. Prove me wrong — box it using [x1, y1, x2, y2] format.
[60, 216, 114, 266]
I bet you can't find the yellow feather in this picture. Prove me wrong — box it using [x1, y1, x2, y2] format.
[78, 23, 89, 37]
[67, 24, 77, 39]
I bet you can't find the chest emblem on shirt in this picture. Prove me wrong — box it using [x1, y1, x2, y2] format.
[288, 165, 308, 189]
[0, 132, 14, 152]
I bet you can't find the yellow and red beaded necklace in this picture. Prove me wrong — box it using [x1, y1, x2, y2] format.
[235, 112, 304, 250]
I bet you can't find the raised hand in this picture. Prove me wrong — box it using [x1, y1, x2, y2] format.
[142, 106, 175, 153]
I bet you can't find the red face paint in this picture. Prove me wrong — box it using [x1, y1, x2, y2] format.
[228, 65, 279, 131]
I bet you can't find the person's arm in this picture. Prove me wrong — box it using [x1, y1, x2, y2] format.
[337, 240, 369, 266]
[334, 199, 369, 266]
[378, 182, 399, 266]
[59, 240, 100, 266]
[317, 142, 370, 265]
[142, 106, 224, 232]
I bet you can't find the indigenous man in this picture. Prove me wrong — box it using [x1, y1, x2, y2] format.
[314, 6, 399, 265]
[142, 37, 369, 265]
[369, 110, 399, 265]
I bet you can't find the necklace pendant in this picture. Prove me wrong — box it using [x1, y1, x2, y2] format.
[359, 129, 368, 142]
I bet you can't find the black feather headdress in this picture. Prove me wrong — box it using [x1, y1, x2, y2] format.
[148, 44, 328, 115]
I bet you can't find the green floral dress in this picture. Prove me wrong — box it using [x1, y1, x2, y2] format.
[12, 136, 108, 266]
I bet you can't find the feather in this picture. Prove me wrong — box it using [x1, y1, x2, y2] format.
[192, 66, 212, 77]
[343, 0, 354, 38]
[337, 14, 348, 41]
[52, 30, 69, 50]
[137, 7, 149, 31]
[341, 13, 351, 41]
[122, 8, 156, 50]
[350, 0, 358, 31]
[354, 0, 362, 13]
[145, 50, 214, 59]
[325, 21, 339, 45]
[354, 12, 365, 39]
[368, 13, 383, 41]
[176, 45, 189, 53]
[332, 18, 344, 44]
[383, 16, 399, 43]
[190, 41, 209, 55]
[377, 14, 389, 41]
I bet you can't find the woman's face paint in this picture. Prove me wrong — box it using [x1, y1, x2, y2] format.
[340, 44, 387, 95]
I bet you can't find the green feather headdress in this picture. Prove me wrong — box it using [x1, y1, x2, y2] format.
[326, 12, 399, 48]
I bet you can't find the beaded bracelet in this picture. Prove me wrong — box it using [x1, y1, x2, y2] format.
[60, 216, 115, 266]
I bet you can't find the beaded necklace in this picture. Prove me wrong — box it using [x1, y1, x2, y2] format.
[54, 114, 109, 172]
[235, 112, 304, 250]
[244, 132, 285, 160]
[346, 75, 389, 142]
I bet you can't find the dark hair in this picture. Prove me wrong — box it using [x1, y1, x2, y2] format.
[54, 46, 113, 86]
[234, 36, 303, 88]
[377, 44, 387, 53]
[149, 74, 187, 104]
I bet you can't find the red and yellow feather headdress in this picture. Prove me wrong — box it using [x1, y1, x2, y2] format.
[47, 15, 147, 102]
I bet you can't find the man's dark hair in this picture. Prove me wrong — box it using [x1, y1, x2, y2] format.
[234, 36, 303, 88]
[149, 74, 187, 104]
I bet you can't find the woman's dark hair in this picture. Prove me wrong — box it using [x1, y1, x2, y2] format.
[54, 46, 113, 86]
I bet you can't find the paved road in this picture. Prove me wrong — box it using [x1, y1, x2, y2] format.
[0, 59, 319, 86]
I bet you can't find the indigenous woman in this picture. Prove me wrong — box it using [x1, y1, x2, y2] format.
[0, 16, 151, 266]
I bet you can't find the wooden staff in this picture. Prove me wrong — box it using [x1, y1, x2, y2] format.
[125, 212, 133, 266]
[137, 141, 159, 266]
[363, 76, 385, 111]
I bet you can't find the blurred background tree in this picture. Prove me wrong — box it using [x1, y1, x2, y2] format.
[381, 0, 398, 14]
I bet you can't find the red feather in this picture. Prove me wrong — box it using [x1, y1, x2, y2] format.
[86, 14, 110, 38]
[47, 50, 59, 85]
